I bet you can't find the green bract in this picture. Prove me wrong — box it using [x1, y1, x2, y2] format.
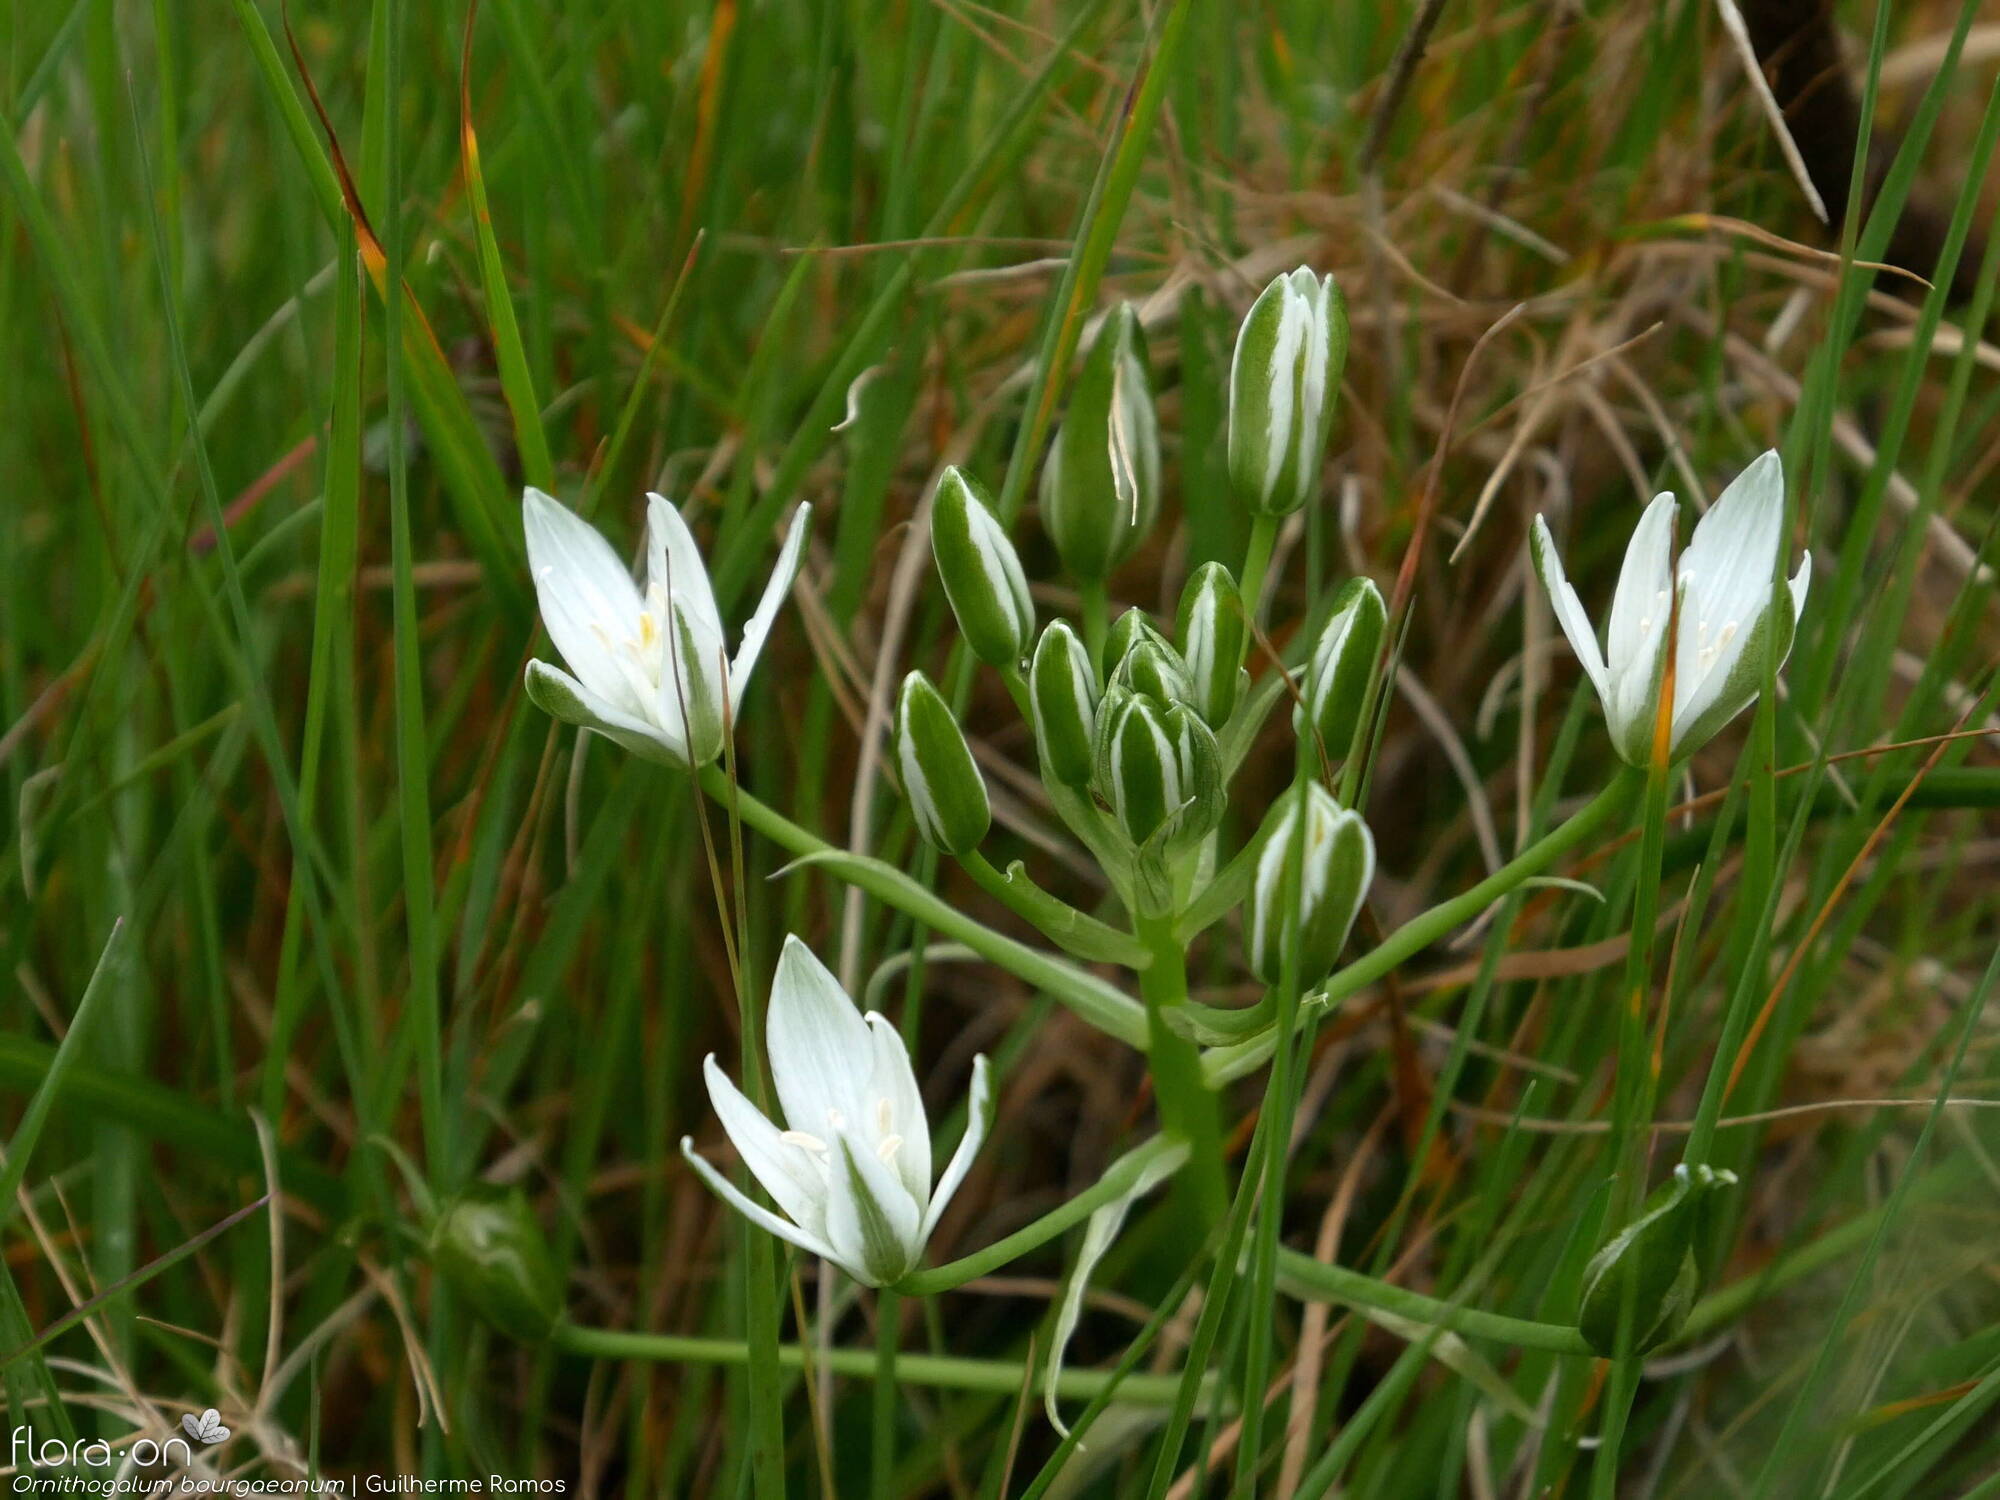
[931, 466, 1035, 670]
[1578, 1163, 1738, 1356]
[1244, 783, 1374, 987]
[1177, 562, 1247, 727]
[1029, 621, 1099, 789]
[430, 1184, 563, 1344]
[1228, 267, 1348, 517]
[1296, 576, 1386, 761]
[894, 670, 992, 856]
[1040, 304, 1161, 581]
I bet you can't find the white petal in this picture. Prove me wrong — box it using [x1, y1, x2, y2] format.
[919, 1055, 992, 1244]
[1671, 555, 1808, 758]
[1603, 505, 1673, 761]
[681, 1137, 841, 1264]
[645, 494, 724, 643]
[523, 488, 646, 706]
[765, 935, 876, 1140]
[864, 1013, 930, 1206]
[728, 503, 812, 714]
[702, 1055, 830, 1242]
[823, 1129, 924, 1286]
[1530, 516, 1611, 703]
[1678, 450, 1784, 632]
[524, 659, 687, 766]
[657, 596, 728, 754]
[1606, 493, 1676, 671]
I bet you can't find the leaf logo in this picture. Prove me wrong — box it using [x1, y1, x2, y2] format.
[181, 1409, 230, 1446]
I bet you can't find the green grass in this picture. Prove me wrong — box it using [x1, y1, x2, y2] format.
[3, 0, 1999, 1494]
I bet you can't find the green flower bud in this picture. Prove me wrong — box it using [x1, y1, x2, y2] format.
[931, 466, 1034, 669]
[1040, 305, 1161, 581]
[1094, 688, 1223, 851]
[1160, 702, 1225, 851]
[430, 1184, 562, 1344]
[1578, 1163, 1737, 1357]
[1176, 562, 1248, 727]
[1244, 784, 1374, 986]
[1114, 637, 1195, 709]
[895, 670, 991, 855]
[1295, 577, 1385, 761]
[1228, 268, 1349, 516]
[1104, 607, 1157, 671]
[1029, 621, 1099, 789]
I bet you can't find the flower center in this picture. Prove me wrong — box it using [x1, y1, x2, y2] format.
[784, 1099, 906, 1168]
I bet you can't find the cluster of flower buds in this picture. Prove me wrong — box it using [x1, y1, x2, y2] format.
[1029, 599, 1246, 858]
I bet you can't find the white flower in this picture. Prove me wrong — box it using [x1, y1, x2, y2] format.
[1532, 450, 1810, 765]
[521, 488, 809, 768]
[682, 936, 993, 1286]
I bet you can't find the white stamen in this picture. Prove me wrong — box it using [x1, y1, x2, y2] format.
[876, 1133, 903, 1163]
[781, 1130, 828, 1153]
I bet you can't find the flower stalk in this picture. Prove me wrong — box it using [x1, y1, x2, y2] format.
[1134, 911, 1228, 1229]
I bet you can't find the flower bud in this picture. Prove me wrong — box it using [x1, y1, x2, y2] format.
[1114, 637, 1195, 710]
[894, 671, 991, 855]
[931, 466, 1034, 669]
[1040, 305, 1161, 581]
[1244, 784, 1374, 986]
[430, 1184, 562, 1344]
[1294, 577, 1385, 761]
[1160, 703, 1225, 850]
[1029, 622, 1099, 789]
[1103, 607, 1156, 671]
[1094, 688, 1222, 851]
[1228, 268, 1348, 516]
[1578, 1163, 1737, 1357]
[1176, 562, 1248, 727]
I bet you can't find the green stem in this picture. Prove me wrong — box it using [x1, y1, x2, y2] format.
[1273, 1248, 1592, 1354]
[551, 1322, 1206, 1405]
[696, 765, 1148, 1048]
[1237, 513, 1279, 622]
[1235, 776, 1310, 1491]
[958, 848, 1152, 968]
[1203, 766, 1644, 1085]
[871, 1291, 897, 1500]
[1079, 579, 1110, 667]
[1135, 912, 1229, 1229]
[896, 1134, 1187, 1295]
